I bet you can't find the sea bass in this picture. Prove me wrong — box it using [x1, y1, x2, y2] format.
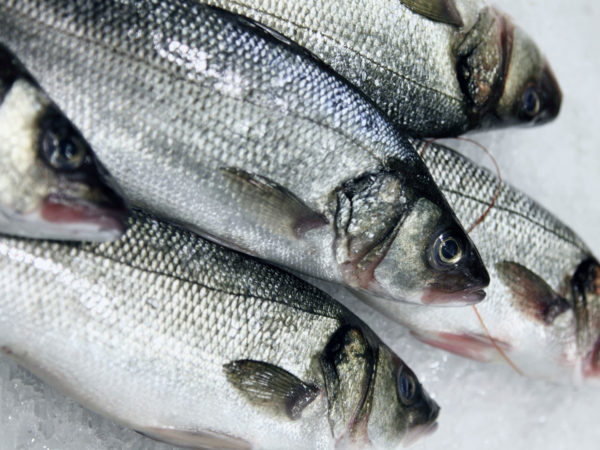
[201, 0, 561, 137]
[0, 44, 128, 241]
[0, 0, 489, 305]
[0, 209, 439, 449]
[364, 141, 600, 382]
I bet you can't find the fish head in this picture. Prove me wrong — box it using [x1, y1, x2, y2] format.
[367, 345, 439, 448]
[0, 45, 129, 241]
[365, 161, 489, 306]
[321, 326, 438, 447]
[570, 258, 600, 379]
[455, 7, 561, 131]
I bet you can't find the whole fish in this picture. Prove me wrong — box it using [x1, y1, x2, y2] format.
[0, 44, 129, 241]
[0, 0, 489, 305]
[364, 141, 600, 382]
[0, 209, 439, 449]
[201, 0, 561, 137]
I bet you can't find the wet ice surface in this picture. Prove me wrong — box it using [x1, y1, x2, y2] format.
[1, 0, 599, 448]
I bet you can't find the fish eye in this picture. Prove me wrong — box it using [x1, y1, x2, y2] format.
[41, 124, 87, 171]
[397, 371, 417, 406]
[521, 86, 540, 118]
[432, 233, 463, 267]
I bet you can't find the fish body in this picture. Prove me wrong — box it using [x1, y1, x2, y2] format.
[0, 0, 489, 305]
[365, 141, 600, 382]
[0, 210, 439, 449]
[201, 0, 561, 136]
[0, 44, 129, 241]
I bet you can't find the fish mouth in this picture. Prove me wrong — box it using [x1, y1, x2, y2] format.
[41, 193, 129, 241]
[421, 287, 486, 306]
[403, 418, 439, 446]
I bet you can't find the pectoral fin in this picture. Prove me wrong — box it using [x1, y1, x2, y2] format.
[221, 168, 328, 238]
[496, 261, 570, 325]
[137, 427, 251, 449]
[224, 359, 320, 420]
[400, 0, 464, 27]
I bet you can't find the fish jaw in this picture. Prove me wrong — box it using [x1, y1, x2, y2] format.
[40, 192, 128, 241]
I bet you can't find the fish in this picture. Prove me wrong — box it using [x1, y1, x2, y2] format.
[199, 0, 562, 137]
[0, 0, 489, 305]
[0, 43, 129, 241]
[362, 140, 600, 382]
[0, 209, 439, 449]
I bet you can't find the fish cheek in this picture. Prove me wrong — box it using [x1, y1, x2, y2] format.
[455, 7, 506, 120]
[367, 347, 411, 448]
[320, 326, 376, 442]
[373, 198, 441, 301]
[495, 27, 545, 123]
[332, 172, 414, 291]
[0, 78, 53, 214]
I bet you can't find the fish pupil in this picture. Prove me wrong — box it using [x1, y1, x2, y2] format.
[522, 87, 540, 116]
[398, 373, 416, 405]
[42, 126, 86, 170]
[441, 238, 459, 260]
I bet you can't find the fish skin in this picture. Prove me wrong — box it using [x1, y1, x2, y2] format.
[363, 140, 600, 382]
[0, 0, 489, 305]
[0, 209, 439, 449]
[199, 0, 561, 137]
[0, 44, 129, 241]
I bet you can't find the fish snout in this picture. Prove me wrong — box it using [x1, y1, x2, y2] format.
[403, 405, 440, 446]
[524, 60, 562, 125]
[421, 238, 490, 306]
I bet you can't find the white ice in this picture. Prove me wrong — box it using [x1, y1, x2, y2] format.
[1, 0, 599, 448]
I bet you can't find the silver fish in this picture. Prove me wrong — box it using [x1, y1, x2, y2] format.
[0, 0, 489, 305]
[0, 44, 129, 241]
[200, 0, 562, 137]
[0, 209, 439, 449]
[364, 141, 600, 382]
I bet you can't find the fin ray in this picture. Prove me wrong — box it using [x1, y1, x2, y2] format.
[224, 359, 320, 420]
[400, 0, 464, 27]
[496, 261, 570, 324]
[221, 168, 328, 238]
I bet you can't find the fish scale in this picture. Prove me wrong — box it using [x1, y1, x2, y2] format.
[0, 210, 439, 448]
[201, 0, 561, 136]
[0, 0, 489, 305]
[366, 141, 599, 382]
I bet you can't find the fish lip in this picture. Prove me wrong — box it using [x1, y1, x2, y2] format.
[420, 287, 486, 306]
[41, 193, 129, 240]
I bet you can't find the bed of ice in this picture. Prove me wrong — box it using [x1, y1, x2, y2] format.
[1, 0, 599, 448]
